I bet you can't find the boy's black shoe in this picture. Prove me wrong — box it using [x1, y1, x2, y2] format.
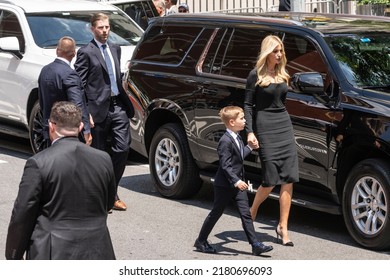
[194, 239, 216, 254]
[252, 242, 273, 255]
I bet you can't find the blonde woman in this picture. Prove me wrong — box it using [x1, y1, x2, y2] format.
[244, 35, 298, 247]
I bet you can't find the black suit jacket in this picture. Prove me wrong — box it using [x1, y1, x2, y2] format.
[214, 131, 251, 188]
[74, 40, 134, 123]
[38, 58, 90, 133]
[5, 137, 116, 260]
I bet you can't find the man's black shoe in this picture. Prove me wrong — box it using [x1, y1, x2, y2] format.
[252, 242, 273, 255]
[194, 239, 216, 254]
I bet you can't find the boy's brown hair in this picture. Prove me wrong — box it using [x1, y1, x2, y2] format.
[219, 106, 243, 126]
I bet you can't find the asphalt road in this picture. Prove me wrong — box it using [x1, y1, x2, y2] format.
[0, 133, 389, 261]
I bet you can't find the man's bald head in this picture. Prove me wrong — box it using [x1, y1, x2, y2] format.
[56, 36, 76, 62]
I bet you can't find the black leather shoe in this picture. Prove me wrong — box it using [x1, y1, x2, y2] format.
[194, 239, 216, 254]
[252, 242, 273, 255]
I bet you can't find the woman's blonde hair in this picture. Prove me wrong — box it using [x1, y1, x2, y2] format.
[255, 35, 290, 87]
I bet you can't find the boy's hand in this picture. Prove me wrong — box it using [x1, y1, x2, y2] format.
[247, 133, 259, 149]
[236, 181, 248, 191]
[248, 141, 259, 149]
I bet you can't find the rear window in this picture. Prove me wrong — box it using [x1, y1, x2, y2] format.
[203, 27, 267, 79]
[133, 25, 204, 65]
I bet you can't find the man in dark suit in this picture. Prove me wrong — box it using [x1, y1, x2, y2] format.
[38, 36, 92, 147]
[75, 13, 135, 211]
[194, 106, 273, 256]
[6, 101, 116, 260]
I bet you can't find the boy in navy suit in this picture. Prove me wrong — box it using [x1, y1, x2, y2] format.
[194, 106, 273, 256]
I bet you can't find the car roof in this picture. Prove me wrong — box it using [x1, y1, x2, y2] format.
[0, 0, 117, 13]
[161, 12, 390, 34]
[258, 12, 390, 34]
[164, 12, 302, 25]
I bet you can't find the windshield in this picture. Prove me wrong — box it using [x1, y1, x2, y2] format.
[326, 34, 390, 88]
[26, 11, 143, 48]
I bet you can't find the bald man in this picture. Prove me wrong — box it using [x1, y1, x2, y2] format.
[38, 36, 92, 147]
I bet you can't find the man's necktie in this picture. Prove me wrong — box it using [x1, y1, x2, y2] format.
[102, 44, 119, 96]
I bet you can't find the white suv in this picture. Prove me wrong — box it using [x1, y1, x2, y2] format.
[0, 0, 143, 153]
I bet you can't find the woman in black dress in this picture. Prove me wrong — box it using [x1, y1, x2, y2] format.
[244, 35, 298, 246]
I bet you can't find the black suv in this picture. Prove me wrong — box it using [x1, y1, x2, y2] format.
[126, 12, 390, 250]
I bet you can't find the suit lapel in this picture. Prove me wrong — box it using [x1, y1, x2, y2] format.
[90, 40, 108, 73]
[226, 132, 242, 159]
[90, 40, 121, 80]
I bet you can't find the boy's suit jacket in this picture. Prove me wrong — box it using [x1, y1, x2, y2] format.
[214, 131, 251, 188]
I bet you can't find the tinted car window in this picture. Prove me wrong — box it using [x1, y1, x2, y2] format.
[220, 28, 267, 78]
[26, 11, 142, 47]
[284, 34, 328, 76]
[133, 25, 204, 64]
[201, 28, 226, 74]
[205, 28, 268, 79]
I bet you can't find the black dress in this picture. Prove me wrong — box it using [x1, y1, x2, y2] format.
[244, 69, 299, 186]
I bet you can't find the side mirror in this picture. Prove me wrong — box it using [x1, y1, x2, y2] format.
[291, 72, 324, 95]
[0, 36, 22, 59]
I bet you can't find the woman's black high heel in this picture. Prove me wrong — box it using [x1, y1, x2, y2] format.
[275, 225, 294, 247]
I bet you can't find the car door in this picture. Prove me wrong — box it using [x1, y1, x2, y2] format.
[282, 31, 340, 197]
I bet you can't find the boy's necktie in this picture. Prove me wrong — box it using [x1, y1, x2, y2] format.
[237, 134, 244, 159]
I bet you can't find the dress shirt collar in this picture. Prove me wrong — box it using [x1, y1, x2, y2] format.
[226, 128, 240, 141]
[56, 56, 71, 66]
[52, 136, 78, 145]
[226, 128, 250, 151]
[94, 38, 108, 50]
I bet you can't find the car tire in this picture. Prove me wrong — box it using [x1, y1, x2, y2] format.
[29, 101, 49, 154]
[342, 158, 390, 250]
[149, 123, 201, 199]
